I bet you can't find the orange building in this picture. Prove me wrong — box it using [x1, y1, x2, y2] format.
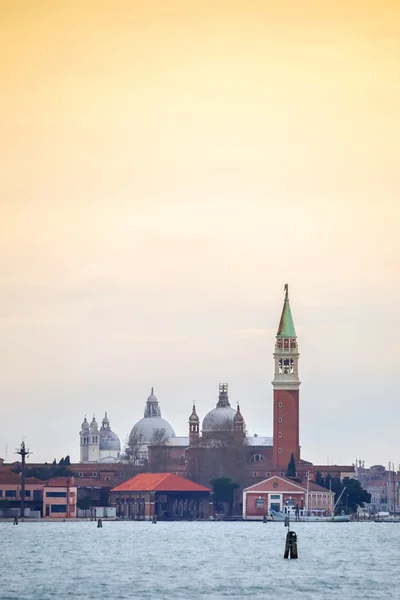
[43, 477, 77, 518]
[111, 473, 211, 520]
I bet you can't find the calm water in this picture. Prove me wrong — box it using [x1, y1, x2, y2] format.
[0, 521, 399, 599]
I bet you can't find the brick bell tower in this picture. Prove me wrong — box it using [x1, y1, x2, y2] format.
[272, 284, 300, 468]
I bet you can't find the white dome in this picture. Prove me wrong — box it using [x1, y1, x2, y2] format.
[132, 416, 175, 444]
[202, 406, 237, 432]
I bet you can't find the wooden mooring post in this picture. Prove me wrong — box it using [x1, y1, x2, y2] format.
[283, 515, 298, 559]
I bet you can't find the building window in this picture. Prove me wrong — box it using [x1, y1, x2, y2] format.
[19, 490, 31, 497]
[280, 472, 285, 477]
[46, 491, 67, 498]
[105, 476, 110, 481]
[79, 472, 83, 477]
[278, 432, 282, 438]
[271, 494, 281, 500]
[278, 417, 282, 423]
[5, 490, 17, 497]
[278, 402, 283, 408]
[92, 472, 98, 477]
[51, 505, 67, 513]
[0, 490, 2, 497]
[278, 448, 282, 453]
[253, 472, 258, 477]
[266, 472, 271, 477]
[250, 454, 264, 463]
[255, 499, 264, 509]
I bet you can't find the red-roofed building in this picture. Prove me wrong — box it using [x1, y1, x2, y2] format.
[110, 473, 211, 520]
[0, 469, 44, 517]
[243, 475, 334, 520]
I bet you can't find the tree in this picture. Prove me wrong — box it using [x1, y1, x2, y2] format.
[59, 457, 65, 466]
[125, 429, 142, 466]
[148, 429, 169, 472]
[339, 477, 371, 513]
[211, 477, 240, 516]
[151, 428, 168, 444]
[315, 474, 371, 514]
[286, 453, 297, 478]
[77, 496, 92, 518]
[64, 455, 71, 466]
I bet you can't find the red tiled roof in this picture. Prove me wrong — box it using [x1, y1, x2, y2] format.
[111, 473, 210, 493]
[0, 469, 21, 484]
[45, 477, 76, 487]
[25, 477, 44, 484]
[0, 470, 43, 485]
[77, 478, 115, 488]
[245, 475, 333, 494]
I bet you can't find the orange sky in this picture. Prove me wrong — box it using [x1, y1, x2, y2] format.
[0, 1, 399, 464]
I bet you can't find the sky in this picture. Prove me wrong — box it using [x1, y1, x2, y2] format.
[0, 1, 399, 466]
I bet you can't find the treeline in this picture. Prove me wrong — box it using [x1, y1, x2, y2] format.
[12, 455, 75, 481]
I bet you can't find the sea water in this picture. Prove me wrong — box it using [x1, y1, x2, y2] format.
[0, 521, 399, 599]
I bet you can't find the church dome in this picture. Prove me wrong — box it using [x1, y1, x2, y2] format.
[81, 417, 89, 432]
[99, 428, 121, 451]
[202, 383, 237, 433]
[202, 406, 237, 432]
[130, 388, 175, 444]
[132, 416, 175, 444]
[99, 412, 121, 452]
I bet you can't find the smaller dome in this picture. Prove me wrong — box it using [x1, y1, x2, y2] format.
[89, 417, 98, 432]
[119, 451, 128, 462]
[189, 404, 199, 422]
[99, 412, 121, 451]
[234, 404, 244, 422]
[81, 417, 89, 431]
[99, 429, 121, 452]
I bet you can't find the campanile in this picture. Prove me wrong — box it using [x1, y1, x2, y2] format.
[272, 284, 300, 468]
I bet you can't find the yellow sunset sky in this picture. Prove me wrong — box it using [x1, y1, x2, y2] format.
[0, 1, 399, 463]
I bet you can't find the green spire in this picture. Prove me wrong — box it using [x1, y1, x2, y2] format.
[277, 284, 296, 338]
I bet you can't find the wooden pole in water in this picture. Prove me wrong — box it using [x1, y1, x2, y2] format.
[283, 514, 298, 559]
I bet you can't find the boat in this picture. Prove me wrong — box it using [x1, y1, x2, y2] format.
[269, 477, 351, 522]
[270, 510, 350, 523]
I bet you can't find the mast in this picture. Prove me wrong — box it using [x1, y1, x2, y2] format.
[305, 471, 310, 517]
[15, 441, 31, 519]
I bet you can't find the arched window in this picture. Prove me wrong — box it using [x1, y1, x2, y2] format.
[250, 454, 264, 463]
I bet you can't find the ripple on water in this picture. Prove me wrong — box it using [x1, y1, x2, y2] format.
[0, 521, 399, 599]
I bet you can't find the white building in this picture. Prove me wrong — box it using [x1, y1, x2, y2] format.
[80, 413, 121, 463]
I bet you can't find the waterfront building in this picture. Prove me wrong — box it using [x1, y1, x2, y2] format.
[0, 469, 43, 517]
[43, 477, 77, 518]
[355, 462, 400, 514]
[110, 472, 211, 520]
[243, 475, 334, 520]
